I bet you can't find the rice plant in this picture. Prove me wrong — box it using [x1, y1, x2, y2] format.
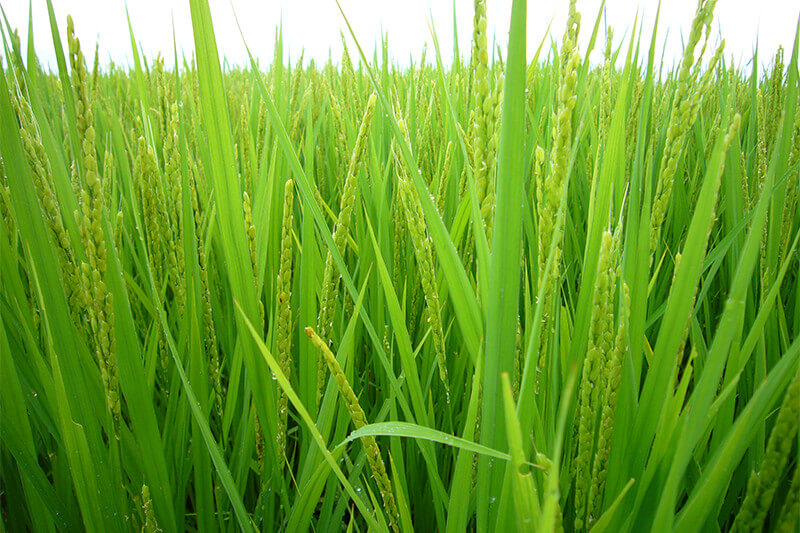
[0, 0, 798, 531]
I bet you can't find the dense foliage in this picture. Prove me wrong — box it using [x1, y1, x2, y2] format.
[0, 0, 798, 531]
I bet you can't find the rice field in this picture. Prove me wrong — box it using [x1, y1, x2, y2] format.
[0, 0, 798, 531]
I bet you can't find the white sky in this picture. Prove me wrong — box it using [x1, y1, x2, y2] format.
[2, 1, 798, 73]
